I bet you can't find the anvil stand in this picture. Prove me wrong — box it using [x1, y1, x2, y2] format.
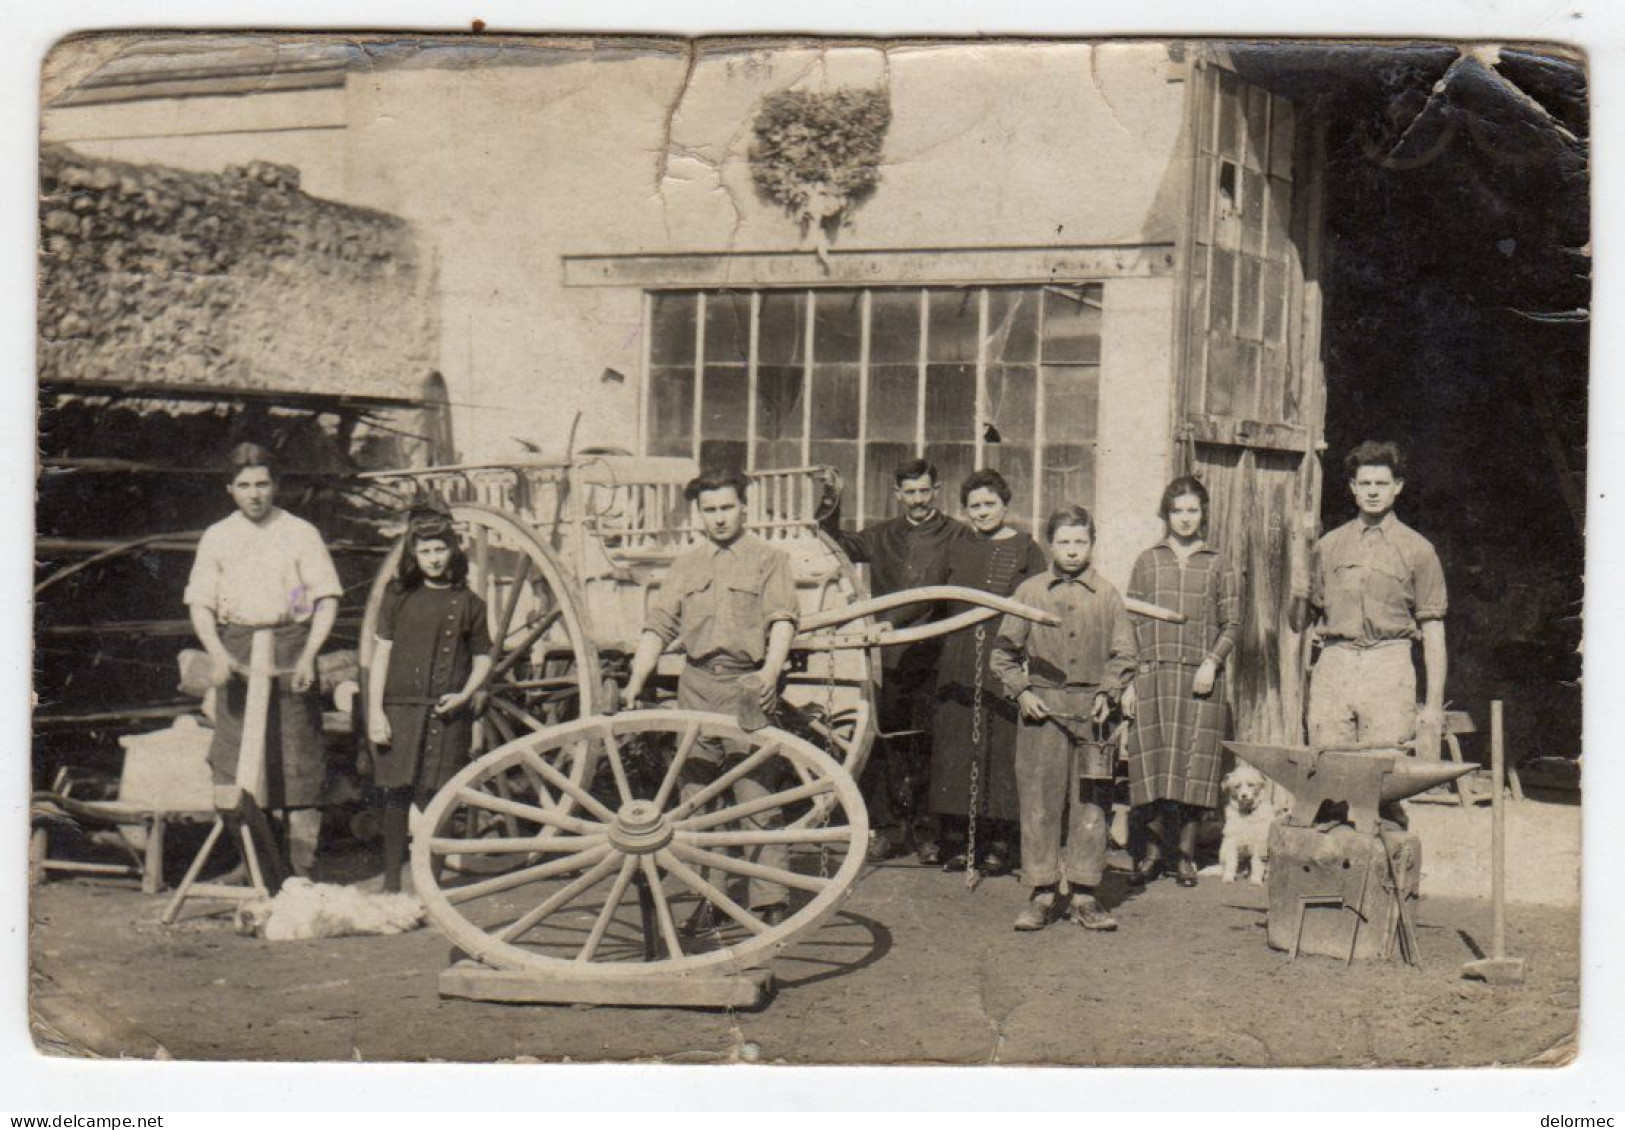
[1224, 741, 1474, 966]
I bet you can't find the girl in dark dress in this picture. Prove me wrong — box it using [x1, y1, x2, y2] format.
[366, 514, 493, 893]
[1124, 476, 1241, 888]
[922, 468, 1048, 874]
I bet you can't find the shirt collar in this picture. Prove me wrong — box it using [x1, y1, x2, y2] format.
[1358, 512, 1400, 536]
[231, 506, 283, 530]
[1048, 563, 1098, 590]
[702, 533, 749, 558]
[1157, 537, 1215, 555]
[905, 509, 941, 528]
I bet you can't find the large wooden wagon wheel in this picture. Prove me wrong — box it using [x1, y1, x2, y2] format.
[413, 711, 868, 978]
[360, 504, 602, 868]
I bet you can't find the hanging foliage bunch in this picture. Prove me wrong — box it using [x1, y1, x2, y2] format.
[748, 86, 892, 264]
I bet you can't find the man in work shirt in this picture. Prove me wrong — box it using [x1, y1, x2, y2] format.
[185, 443, 343, 877]
[821, 458, 967, 861]
[1300, 441, 1448, 819]
[624, 469, 800, 928]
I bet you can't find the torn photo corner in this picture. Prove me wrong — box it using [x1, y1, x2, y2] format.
[33, 31, 1584, 1068]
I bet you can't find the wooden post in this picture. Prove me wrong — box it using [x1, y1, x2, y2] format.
[1490, 700, 1506, 961]
[1462, 698, 1525, 983]
[214, 629, 274, 809]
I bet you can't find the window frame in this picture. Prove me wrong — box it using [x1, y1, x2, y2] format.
[642, 283, 1102, 531]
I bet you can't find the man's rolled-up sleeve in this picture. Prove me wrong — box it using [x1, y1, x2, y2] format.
[183, 528, 221, 612]
[1413, 543, 1448, 621]
[301, 526, 344, 604]
[644, 566, 686, 645]
[761, 549, 800, 629]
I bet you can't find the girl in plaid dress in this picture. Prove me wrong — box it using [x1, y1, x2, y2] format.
[1124, 476, 1241, 888]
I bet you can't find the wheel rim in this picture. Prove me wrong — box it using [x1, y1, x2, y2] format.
[412, 711, 868, 978]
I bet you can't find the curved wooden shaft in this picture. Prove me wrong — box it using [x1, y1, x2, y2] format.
[794, 585, 1061, 634]
[792, 587, 1185, 652]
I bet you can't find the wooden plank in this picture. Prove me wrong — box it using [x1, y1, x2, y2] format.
[563, 245, 1177, 289]
[42, 379, 422, 412]
[1184, 413, 1311, 454]
[37, 536, 385, 555]
[438, 962, 775, 1010]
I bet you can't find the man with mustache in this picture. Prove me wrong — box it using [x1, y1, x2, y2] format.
[822, 459, 968, 862]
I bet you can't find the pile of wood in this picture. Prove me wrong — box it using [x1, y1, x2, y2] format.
[38, 146, 436, 399]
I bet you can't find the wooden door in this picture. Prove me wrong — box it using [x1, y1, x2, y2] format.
[1176, 54, 1328, 747]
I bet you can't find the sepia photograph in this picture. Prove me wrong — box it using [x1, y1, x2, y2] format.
[23, 15, 1594, 1087]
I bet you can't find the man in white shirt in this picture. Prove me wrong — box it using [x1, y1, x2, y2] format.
[185, 443, 342, 876]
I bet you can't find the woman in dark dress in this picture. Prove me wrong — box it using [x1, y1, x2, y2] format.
[922, 468, 1048, 874]
[366, 513, 493, 892]
[1124, 476, 1241, 888]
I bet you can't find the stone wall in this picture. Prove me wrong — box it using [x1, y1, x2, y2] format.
[38, 145, 437, 400]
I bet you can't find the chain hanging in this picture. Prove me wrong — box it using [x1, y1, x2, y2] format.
[818, 648, 839, 881]
[965, 622, 988, 891]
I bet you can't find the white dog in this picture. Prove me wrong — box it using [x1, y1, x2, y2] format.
[1219, 765, 1276, 885]
[234, 878, 426, 941]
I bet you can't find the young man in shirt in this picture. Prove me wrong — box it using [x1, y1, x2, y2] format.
[1300, 441, 1449, 818]
[624, 469, 800, 928]
[184, 443, 343, 877]
[821, 458, 968, 861]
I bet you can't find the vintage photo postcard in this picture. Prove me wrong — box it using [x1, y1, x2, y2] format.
[30, 31, 1586, 1070]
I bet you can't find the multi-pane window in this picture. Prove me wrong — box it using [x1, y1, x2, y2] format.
[646, 285, 1102, 530]
[1188, 67, 1300, 427]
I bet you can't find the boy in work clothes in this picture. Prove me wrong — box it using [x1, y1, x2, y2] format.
[184, 443, 342, 877]
[991, 505, 1138, 933]
[624, 469, 800, 928]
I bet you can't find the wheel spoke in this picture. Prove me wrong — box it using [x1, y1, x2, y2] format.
[597, 721, 633, 804]
[677, 826, 857, 848]
[576, 856, 639, 962]
[498, 675, 584, 692]
[494, 851, 622, 943]
[487, 765, 523, 838]
[456, 786, 598, 834]
[444, 843, 612, 905]
[666, 741, 779, 821]
[490, 695, 546, 733]
[492, 554, 533, 649]
[668, 840, 830, 895]
[476, 714, 556, 806]
[656, 849, 768, 937]
[677, 778, 833, 832]
[430, 832, 604, 855]
[500, 607, 563, 654]
[472, 525, 490, 600]
[640, 855, 684, 959]
[652, 719, 701, 810]
[519, 747, 617, 823]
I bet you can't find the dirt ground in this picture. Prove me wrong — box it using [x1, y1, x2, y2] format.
[28, 798, 1579, 1069]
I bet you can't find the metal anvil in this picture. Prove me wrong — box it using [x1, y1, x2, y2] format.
[1223, 742, 1475, 833]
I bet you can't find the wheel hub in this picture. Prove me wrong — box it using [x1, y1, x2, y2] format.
[607, 800, 673, 854]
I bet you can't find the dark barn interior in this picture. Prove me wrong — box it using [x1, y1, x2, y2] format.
[1236, 43, 1588, 765]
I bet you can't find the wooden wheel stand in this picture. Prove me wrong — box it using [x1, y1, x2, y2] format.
[161, 630, 286, 923]
[416, 712, 869, 1010]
